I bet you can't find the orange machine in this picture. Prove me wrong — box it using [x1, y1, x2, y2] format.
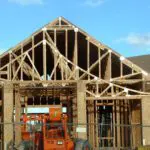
[43, 107, 74, 150]
[21, 114, 43, 149]
[21, 106, 74, 150]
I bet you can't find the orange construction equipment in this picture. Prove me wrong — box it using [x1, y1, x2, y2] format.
[21, 114, 43, 149]
[21, 106, 74, 150]
[43, 106, 74, 150]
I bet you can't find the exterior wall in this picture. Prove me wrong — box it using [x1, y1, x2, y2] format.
[142, 96, 150, 145]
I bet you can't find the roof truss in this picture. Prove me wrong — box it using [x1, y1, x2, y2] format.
[0, 17, 149, 98]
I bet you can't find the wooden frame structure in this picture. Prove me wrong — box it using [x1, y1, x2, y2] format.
[0, 17, 150, 149]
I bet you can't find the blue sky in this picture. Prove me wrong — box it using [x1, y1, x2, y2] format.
[0, 0, 150, 57]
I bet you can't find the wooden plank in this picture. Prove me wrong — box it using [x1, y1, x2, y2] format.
[124, 100, 129, 147]
[14, 85, 21, 146]
[32, 36, 35, 81]
[116, 100, 120, 148]
[113, 101, 116, 148]
[43, 31, 47, 80]
[72, 96, 77, 138]
[9, 52, 12, 80]
[65, 29, 68, 80]
[88, 101, 95, 146]
[74, 29, 79, 79]
[54, 29, 57, 80]
[121, 100, 124, 147]
[87, 38, 90, 80]
[86, 96, 142, 100]
[104, 52, 111, 80]
[98, 48, 101, 78]
[21, 44, 23, 80]
[120, 61, 123, 77]
[95, 101, 99, 147]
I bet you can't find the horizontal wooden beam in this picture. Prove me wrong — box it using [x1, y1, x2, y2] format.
[5, 80, 77, 84]
[86, 95, 147, 100]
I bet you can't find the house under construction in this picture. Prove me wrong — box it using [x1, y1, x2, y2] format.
[0, 17, 150, 149]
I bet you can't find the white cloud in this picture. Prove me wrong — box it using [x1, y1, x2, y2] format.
[116, 33, 150, 47]
[8, 0, 43, 5]
[84, 0, 105, 7]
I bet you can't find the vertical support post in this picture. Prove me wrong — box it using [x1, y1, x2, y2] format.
[129, 100, 133, 148]
[87, 101, 91, 143]
[98, 48, 101, 79]
[72, 96, 77, 138]
[3, 83, 13, 150]
[109, 51, 112, 79]
[65, 29, 68, 80]
[59, 17, 61, 26]
[74, 28, 79, 79]
[131, 100, 142, 147]
[20, 44, 23, 81]
[67, 96, 72, 134]
[60, 58, 64, 80]
[116, 100, 120, 148]
[74, 29, 78, 65]
[124, 100, 129, 147]
[43, 31, 47, 80]
[25, 96, 28, 114]
[87, 38, 90, 80]
[88, 101, 95, 147]
[54, 29, 57, 80]
[113, 101, 116, 148]
[32, 36, 35, 81]
[9, 52, 12, 80]
[120, 61, 123, 77]
[77, 81, 87, 139]
[95, 101, 99, 148]
[7, 66, 9, 80]
[14, 84, 21, 146]
[104, 51, 111, 80]
[120, 100, 124, 147]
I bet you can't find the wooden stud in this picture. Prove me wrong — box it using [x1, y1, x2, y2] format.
[116, 100, 120, 148]
[32, 36, 35, 81]
[98, 48, 101, 79]
[87, 38, 90, 80]
[14, 85, 21, 146]
[9, 52, 12, 80]
[43, 31, 47, 80]
[74, 29, 79, 79]
[95, 101, 99, 148]
[65, 29, 68, 80]
[120, 61, 123, 77]
[104, 51, 111, 80]
[54, 29, 57, 80]
[113, 100, 116, 148]
[20, 44, 23, 81]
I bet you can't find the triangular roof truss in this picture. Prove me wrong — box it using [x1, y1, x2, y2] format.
[0, 17, 149, 99]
